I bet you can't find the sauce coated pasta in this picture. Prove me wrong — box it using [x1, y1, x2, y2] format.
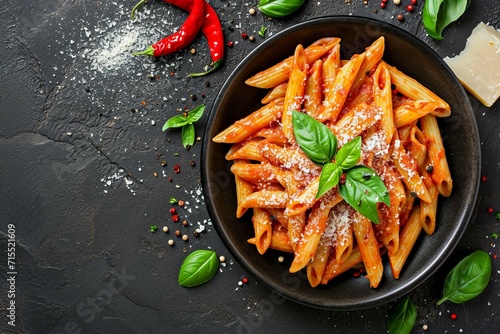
[213, 36, 452, 289]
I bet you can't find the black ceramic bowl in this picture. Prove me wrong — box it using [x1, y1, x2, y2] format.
[201, 16, 480, 310]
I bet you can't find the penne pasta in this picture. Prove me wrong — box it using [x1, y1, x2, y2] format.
[252, 208, 273, 254]
[388, 207, 422, 279]
[304, 59, 324, 118]
[245, 37, 340, 89]
[419, 114, 453, 197]
[352, 214, 384, 288]
[282, 45, 309, 141]
[213, 98, 284, 143]
[384, 61, 451, 117]
[214, 37, 453, 290]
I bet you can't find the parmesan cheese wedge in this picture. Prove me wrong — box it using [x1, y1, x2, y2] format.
[444, 22, 500, 107]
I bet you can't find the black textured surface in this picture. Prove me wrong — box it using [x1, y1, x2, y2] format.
[1, 0, 499, 333]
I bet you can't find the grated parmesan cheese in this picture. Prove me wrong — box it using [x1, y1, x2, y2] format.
[444, 22, 500, 107]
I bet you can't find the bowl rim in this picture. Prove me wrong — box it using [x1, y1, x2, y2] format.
[201, 15, 481, 310]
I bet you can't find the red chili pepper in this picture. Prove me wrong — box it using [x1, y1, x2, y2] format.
[132, 0, 206, 58]
[132, 0, 224, 77]
[163, 0, 224, 77]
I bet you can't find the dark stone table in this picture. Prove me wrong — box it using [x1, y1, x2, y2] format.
[1, 0, 499, 333]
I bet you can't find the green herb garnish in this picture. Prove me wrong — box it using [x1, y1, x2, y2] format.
[150, 225, 158, 233]
[491, 233, 498, 239]
[292, 111, 390, 224]
[495, 213, 500, 220]
[437, 250, 492, 305]
[258, 26, 267, 38]
[422, 0, 471, 40]
[169, 198, 178, 204]
[162, 104, 205, 148]
[387, 296, 417, 334]
[178, 250, 219, 287]
[258, 0, 306, 18]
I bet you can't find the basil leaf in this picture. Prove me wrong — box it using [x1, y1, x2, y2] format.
[187, 104, 205, 123]
[178, 250, 219, 287]
[335, 136, 361, 170]
[338, 165, 390, 224]
[423, 0, 471, 40]
[387, 296, 417, 334]
[317, 162, 342, 198]
[422, 0, 443, 39]
[292, 111, 337, 165]
[437, 250, 492, 305]
[258, 0, 306, 18]
[162, 114, 189, 131]
[182, 123, 196, 148]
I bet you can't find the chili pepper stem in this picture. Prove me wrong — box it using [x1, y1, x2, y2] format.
[132, 45, 155, 57]
[189, 59, 223, 77]
[131, 0, 148, 20]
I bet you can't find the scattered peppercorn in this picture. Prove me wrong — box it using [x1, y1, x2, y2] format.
[170, 208, 177, 214]
[172, 214, 180, 222]
[249, 8, 256, 15]
[219, 255, 226, 262]
[380, 2, 386, 8]
[481, 175, 487, 182]
[182, 234, 189, 241]
[178, 200, 185, 207]
[175, 230, 181, 237]
[411, 0, 417, 4]
[227, 41, 234, 47]
[189, 160, 196, 166]
[193, 231, 200, 237]
[353, 270, 361, 278]
[422, 324, 428, 331]
[163, 226, 169, 233]
[242, 277, 249, 284]
[426, 164, 434, 173]
[487, 207, 494, 214]
[397, 14, 404, 22]
[168, 239, 174, 246]
[393, 0, 401, 4]
[174, 164, 181, 173]
[278, 256, 284, 263]
[182, 220, 188, 226]
[190, 48, 196, 54]
[241, 32, 248, 39]
[406, 4, 414, 12]
[450, 313, 457, 320]
[249, 35, 255, 42]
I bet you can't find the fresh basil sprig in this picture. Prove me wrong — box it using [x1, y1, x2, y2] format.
[292, 111, 390, 224]
[258, 0, 306, 18]
[162, 104, 205, 148]
[387, 296, 417, 334]
[437, 250, 492, 305]
[178, 249, 219, 287]
[422, 0, 471, 40]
